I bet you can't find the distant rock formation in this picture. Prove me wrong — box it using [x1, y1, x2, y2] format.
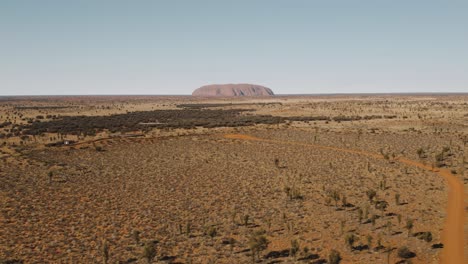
[192, 84, 274, 97]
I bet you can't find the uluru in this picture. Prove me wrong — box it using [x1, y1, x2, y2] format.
[192, 84, 274, 97]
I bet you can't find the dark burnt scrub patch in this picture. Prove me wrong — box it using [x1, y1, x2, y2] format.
[14, 106, 75, 110]
[177, 102, 283, 109]
[18, 109, 284, 136]
[18, 108, 394, 137]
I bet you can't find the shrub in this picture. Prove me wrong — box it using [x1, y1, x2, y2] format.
[48, 171, 53, 184]
[366, 235, 372, 250]
[248, 231, 269, 262]
[303, 246, 309, 256]
[341, 195, 347, 207]
[101, 239, 109, 264]
[206, 226, 217, 241]
[415, 231, 432, 242]
[132, 230, 140, 245]
[397, 246, 415, 259]
[95, 145, 104, 152]
[371, 215, 378, 227]
[185, 221, 191, 236]
[357, 208, 363, 224]
[375, 200, 388, 216]
[405, 219, 414, 237]
[366, 189, 376, 203]
[416, 148, 425, 158]
[435, 152, 445, 167]
[329, 189, 340, 207]
[243, 214, 250, 226]
[328, 249, 342, 264]
[142, 242, 157, 263]
[290, 239, 300, 258]
[344, 233, 357, 250]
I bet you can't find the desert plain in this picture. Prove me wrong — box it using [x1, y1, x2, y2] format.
[0, 94, 467, 264]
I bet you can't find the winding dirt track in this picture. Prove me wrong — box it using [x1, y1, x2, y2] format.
[223, 133, 465, 264]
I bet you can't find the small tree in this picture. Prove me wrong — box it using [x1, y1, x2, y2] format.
[357, 208, 363, 224]
[397, 246, 414, 259]
[331, 190, 340, 207]
[394, 193, 400, 205]
[207, 226, 217, 242]
[229, 237, 236, 254]
[371, 215, 377, 227]
[344, 233, 357, 250]
[375, 200, 388, 216]
[133, 230, 141, 245]
[435, 152, 445, 167]
[328, 249, 342, 264]
[265, 218, 272, 232]
[340, 220, 345, 235]
[101, 239, 109, 264]
[48, 171, 53, 184]
[243, 214, 250, 226]
[186, 221, 191, 237]
[248, 231, 269, 263]
[415, 231, 432, 242]
[379, 180, 386, 190]
[405, 218, 414, 237]
[366, 235, 373, 251]
[385, 248, 394, 264]
[416, 148, 425, 158]
[386, 220, 392, 235]
[341, 195, 347, 207]
[366, 189, 377, 203]
[142, 242, 157, 263]
[95, 145, 104, 152]
[290, 239, 300, 259]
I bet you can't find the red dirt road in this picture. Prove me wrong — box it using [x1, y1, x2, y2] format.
[224, 133, 465, 264]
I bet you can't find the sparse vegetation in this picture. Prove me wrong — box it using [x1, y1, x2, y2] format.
[0, 95, 459, 263]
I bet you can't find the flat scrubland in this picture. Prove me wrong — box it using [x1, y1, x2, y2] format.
[0, 94, 467, 264]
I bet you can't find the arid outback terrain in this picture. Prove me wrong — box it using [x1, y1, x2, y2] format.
[0, 94, 467, 264]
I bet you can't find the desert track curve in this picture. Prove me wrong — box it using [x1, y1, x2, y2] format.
[223, 133, 465, 264]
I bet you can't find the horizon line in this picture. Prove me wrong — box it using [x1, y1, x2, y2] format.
[1, 92, 468, 97]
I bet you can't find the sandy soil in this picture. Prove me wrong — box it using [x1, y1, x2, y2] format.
[1, 94, 467, 263]
[224, 133, 465, 264]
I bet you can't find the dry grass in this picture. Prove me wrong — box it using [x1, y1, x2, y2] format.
[0, 95, 466, 263]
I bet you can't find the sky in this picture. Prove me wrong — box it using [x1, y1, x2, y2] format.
[0, 0, 467, 95]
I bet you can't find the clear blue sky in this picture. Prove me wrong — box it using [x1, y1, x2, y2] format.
[1, 0, 467, 95]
